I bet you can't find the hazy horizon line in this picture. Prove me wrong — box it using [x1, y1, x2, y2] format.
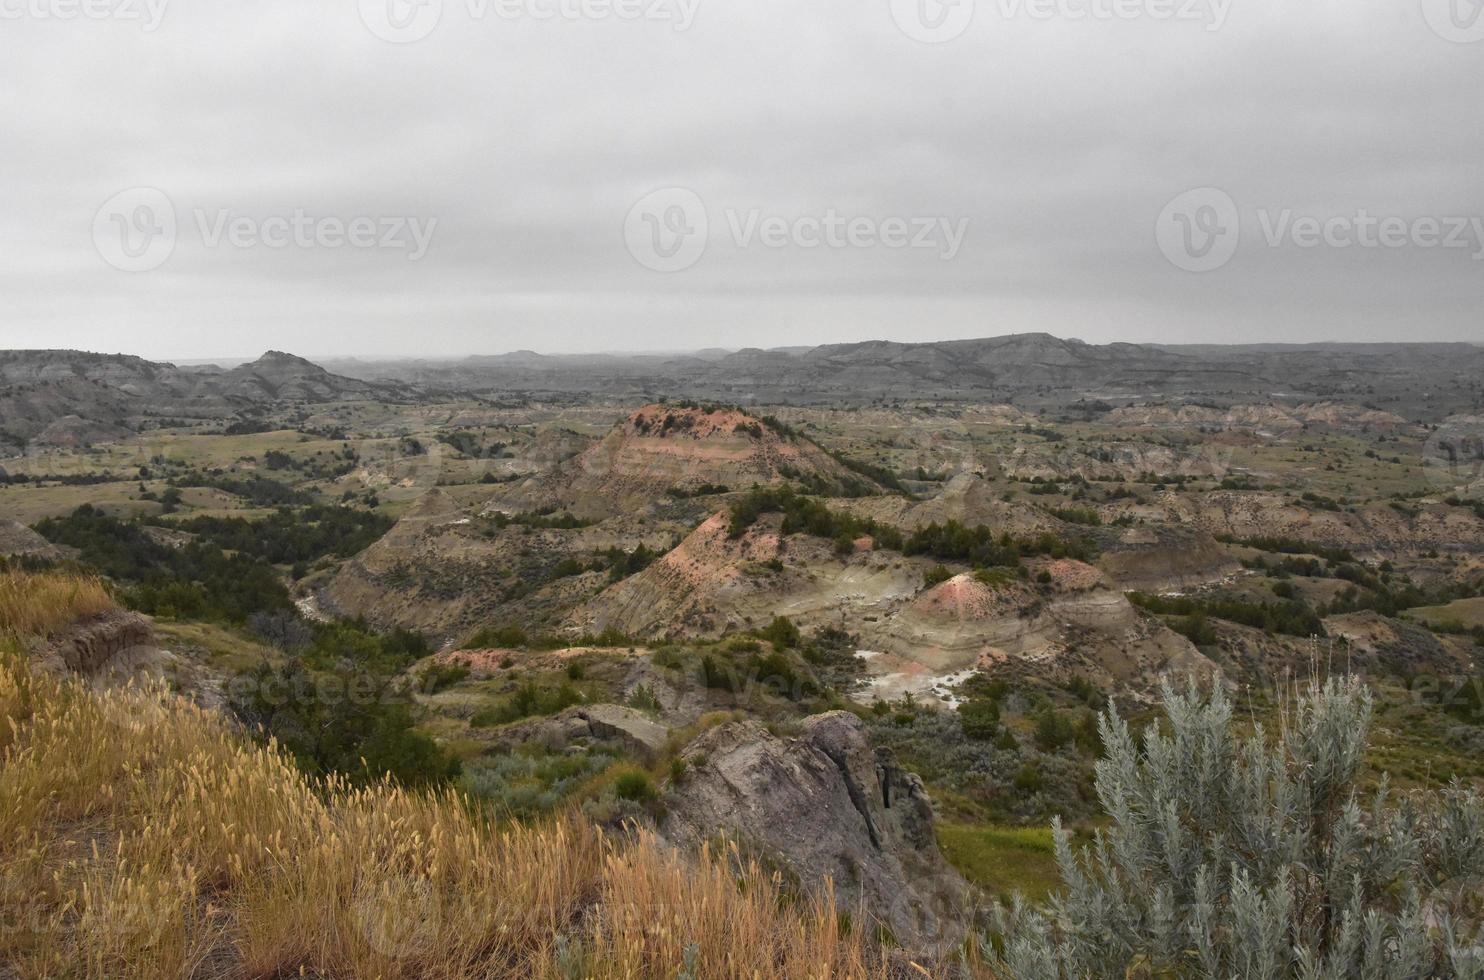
[9, 330, 1484, 368]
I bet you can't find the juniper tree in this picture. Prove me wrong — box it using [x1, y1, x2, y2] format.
[986, 677, 1484, 979]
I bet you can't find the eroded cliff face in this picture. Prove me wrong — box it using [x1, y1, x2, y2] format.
[663, 711, 970, 955]
[1094, 525, 1241, 592]
[573, 511, 784, 638]
[37, 609, 156, 675]
[27, 609, 227, 709]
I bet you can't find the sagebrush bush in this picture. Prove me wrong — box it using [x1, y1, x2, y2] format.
[987, 678, 1484, 979]
[460, 746, 614, 817]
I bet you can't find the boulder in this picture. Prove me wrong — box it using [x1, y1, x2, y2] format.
[575, 704, 669, 759]
[663, 710, 970, 954]
[0, 520, 75, 562]
[498, 703, 670, 762]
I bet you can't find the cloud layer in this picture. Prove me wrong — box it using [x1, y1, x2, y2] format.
[2, 0, 1481, 359]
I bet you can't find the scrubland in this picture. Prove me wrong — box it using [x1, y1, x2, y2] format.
[0, 570, 897, 980]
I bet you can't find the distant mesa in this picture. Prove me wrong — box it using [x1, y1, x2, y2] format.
[298, 332, 1484, 422]
[0, 349, 418, 451]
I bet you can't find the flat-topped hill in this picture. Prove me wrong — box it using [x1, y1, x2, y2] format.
[493, 404, 879, 520]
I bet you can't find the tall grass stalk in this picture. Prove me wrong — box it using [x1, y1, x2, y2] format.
[0, 638, 897, 978]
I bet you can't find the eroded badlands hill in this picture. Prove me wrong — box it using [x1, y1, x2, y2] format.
[492, 403, 877, 520]
[0, 349, 420, 451]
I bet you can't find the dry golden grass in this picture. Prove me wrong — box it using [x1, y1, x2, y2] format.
[0, 567, 115, 639]
[0, 641, 907, 979]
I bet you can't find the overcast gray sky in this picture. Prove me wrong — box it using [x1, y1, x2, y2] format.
[2, 0, 1481, 360]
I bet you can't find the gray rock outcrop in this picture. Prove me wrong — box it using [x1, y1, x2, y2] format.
[497, 703, 670, 761]
[0, 520, 75, 562]
[663, 710, 970, 954]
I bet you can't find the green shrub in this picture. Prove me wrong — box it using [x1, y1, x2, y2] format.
[700, 655, 735, 692]
[1128, 590, 1325, 638]
[905, 520, 1097, 565]
[759, 615, 800, 649]
[166, 505, 393, 564]
[974, 566, 1022, 587]
[1033, 710, 1075, 752]
[720, 636, 762, 655]
[463, 625, 530, 649]
[726, 486, 905, 548]
[1172, 610, 1219, 646]
[1047, 506, 1101, 527]
[627, 684, 662, 714]
[470, 681, 582, 727]
[959, 697, 1001, 741]
[36, 505, 294, 624]
[747, 651, 818, 700]
[461, 746, 613, 818]
[1011, 765, 1044, 793]
[613, 768, 657, 803]
[229, 661, 458, 788]
[420, 662, 470, 694]
[924, 564, 954, 589]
